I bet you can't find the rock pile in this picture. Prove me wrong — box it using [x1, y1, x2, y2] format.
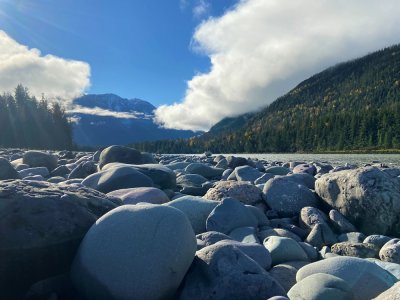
[0, 146, 399, 299]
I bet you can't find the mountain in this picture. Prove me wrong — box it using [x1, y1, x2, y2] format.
[69, 94, 200, 147]
[132, 43, 400, 153]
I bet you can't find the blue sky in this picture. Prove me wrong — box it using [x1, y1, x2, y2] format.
[1, 0, 400, 130]
[0, 0, 235, 105]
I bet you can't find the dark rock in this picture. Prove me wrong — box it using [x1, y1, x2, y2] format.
[23, 151, 58, 171]
[98, 145, 143, 169]
[0, 157, 19, 180]
[178, 242, 286, 300]
[0, 180, 118, 299]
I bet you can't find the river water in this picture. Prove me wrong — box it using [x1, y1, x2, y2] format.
[217, 153, 400, 167]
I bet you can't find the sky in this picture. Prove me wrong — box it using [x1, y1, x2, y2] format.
[1, 0, 400, 131]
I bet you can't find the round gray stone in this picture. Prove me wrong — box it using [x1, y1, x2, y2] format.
[71, 204, 196, 300]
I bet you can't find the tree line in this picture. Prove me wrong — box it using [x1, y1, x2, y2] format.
[0, 85, 73, 150]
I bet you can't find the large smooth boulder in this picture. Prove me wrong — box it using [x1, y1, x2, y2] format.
[288, 273, 354, 300]
[107, 187, 169, 205]
[82, 166, 153, 193]
[185, 163, 224, 179]
[98, 145, 143, 169]
[103, 163, 176, 190]
[206, 198, 258, 234]
[22, 151, 58, 171]
[263, 177, 318, 217]
[0, 180, 119, 299]
[165, 196, 218, 234]
[204, 181, 263, 205]
[263, 236, 309, 266]
[234, 166, 263, 184]
[71, 204, 196, 300]
[296, 256, 398, 300]
[178, 242, 286, 300]
[315, 167, 400, 236]
[0, 158, 20, 180]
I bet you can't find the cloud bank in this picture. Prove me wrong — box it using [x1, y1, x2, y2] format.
[0, 30, 90, 100]
[156, 0, 400, 131]
[67, 105, 152, 119]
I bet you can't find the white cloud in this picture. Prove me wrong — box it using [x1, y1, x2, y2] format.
[67, 105, 152, 120]
[193, 0, 211, 18]
[156, 0, 400, 131]
[0, 30, 90, 100]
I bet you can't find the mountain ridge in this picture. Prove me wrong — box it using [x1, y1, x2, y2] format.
[69, 94, 200, 147]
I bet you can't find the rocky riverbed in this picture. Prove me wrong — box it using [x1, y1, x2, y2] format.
[1, 146, 400, 299]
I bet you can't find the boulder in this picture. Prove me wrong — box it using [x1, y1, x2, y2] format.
[379, 239, 400, 264]
[178, 242, 286, 299]
[263, 177, 318, 217]
[299, 206, 328, 230]
[71, 204, 196, 300]
[226, 156, 248, 169]
[363, 235, 392, 248]
[0, 180, 118, 299]
[68, 161, 97, 179]
[98, 145, 145, 169]
[103, 163, 176, 190]
[296, 256, 398, 300]
[81, 166, 153, 193]
[263, 236, 309, 266]
[22, 151, 58, 171]
[305, 223, 337, 249]
[288, 273, 354, 300]
[331, 242, 378, 258]
[0, 158, 20, 180]
[107, 187, 169, 205]
[165, 196, 218, 234]
[19, 167, 50, 178]
[185, 163, 224, 179]
[206, 198, 258, 234]
[177, 174, 208, 187]
[292, 163, 316, 176]
[315, 167, 400, 236]
[265, 166, 291, 176]
[196, 231, 233, 249]
[329, 209, 357, 233]
[204, 181, 263, 205]
[234, 166, 263, 184]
